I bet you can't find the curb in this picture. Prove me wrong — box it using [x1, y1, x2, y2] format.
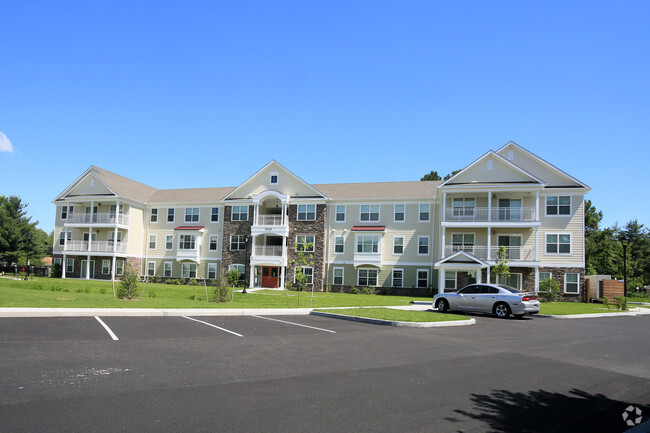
[539, 310, 644, 319]
[310, 311, 476, 327]
[0, 307, 314, 318]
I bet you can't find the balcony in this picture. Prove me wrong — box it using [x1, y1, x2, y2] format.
[254, 245, 284, 257]
[64, 240, 128, 254]
[443, 245, 535, 262]
[252, 214, 289, 237]
[443, 207, 537, 224]
[176, 248, 200, 262]
[353, 252, 382, 268]
[64, 212, 130, 226]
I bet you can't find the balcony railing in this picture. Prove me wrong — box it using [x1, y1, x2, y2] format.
[444, 207, 536, 222]
[256, 214, 284, 226]
[65, 212, 129, 225]
[254, 245, 284, 257]
[443, 245, 535, 261]
[64, 240, 128, 253]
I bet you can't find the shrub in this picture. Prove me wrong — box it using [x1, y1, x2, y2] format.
[538, 278, 560, 302]
[349, 287, 360, 295]
[613, 296, 628, 311]
[602, 296, 610, 309]
[326, 283, 332, 293]
[188, 278, 198, 286]
[166, 278, 181, 285]
[361, 286, 373, 295]
[212, 286, 230, 303]
[117, 264, 139, 299]
[50, 263, 62, 278]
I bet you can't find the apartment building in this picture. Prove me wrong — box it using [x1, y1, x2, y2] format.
[52, 142, 590, 298]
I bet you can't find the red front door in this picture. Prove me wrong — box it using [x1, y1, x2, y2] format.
[261, 267, 279, 288]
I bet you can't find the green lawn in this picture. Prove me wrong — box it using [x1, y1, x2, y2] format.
[539, 302, 626, 315]
[0, 277, 424, 309]
[314, 307, 468, 322]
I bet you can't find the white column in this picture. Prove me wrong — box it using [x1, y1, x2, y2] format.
[535, 226, 539, 261]
[254, 203, 259, 226]
[442, 192, 447, 221]
[111, 256, 116, 282]
[438, 268, 445, 294]
[280, 266, 285, 289]
[85, 255, 91, 280]
[488, 192, 492, 222]
[441, 227, 446, 258]
[487, 267, 491, 285]
[535, 191, 540, 221]
[487, 228, 492, 261]
[62, 255, 67, 278]
[534, 267, 539, 293]
[249, 266, 255, 289]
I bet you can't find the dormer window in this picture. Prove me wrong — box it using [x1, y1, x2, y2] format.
[270, 173, 279, 185]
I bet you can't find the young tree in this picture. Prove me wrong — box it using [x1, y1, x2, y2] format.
[0, 195, 49, 267]
[117, 263, 139, 299]
[492, 246, 510, 285]
[290, 241, 315, 306]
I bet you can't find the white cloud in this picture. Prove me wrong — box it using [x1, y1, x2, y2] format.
[0, 132, 14, 153]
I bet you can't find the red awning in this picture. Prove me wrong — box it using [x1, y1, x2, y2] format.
[351, 226, 386, 232]
[174, 226, 205, 231]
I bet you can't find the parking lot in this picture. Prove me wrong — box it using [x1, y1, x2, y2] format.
[1, 313, 649, 432]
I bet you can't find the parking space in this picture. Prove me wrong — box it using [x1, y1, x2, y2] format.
[0, 317, 112, 342]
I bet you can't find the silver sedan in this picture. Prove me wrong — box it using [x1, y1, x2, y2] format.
[433, 283, 541, 319]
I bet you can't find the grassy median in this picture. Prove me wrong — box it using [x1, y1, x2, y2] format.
[314, 307, 468, 322]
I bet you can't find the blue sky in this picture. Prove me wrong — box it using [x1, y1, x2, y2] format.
[1, 1, 648, 235]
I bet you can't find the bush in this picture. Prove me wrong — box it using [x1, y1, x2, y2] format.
[538, 278, 560, 302]
[166, 278, 181, 285]
[188, 278, 198, 286]
[212, 286, 230, 303]
[117, 264, 139, 299]
[50, 263, 62, 278]
[602, 296, 610, 309]
[361, 286, 373, 295]
[613, 296, 628, 311]
[349, 287, 360, 295]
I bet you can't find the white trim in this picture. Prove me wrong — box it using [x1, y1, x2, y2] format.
[564, 272, 580, 294]
[332, 266, 344, 285]
[543, 194, 573, 217]
[416, 268, 429, 288]
[545, 232, 572, 255]
[417, 235, 430, 256]
[210, 207, 220, 223]
[148, 234, 157, 250]
[147, 261, 156, 276]
[209, 234, 219, 251]
[393, 236, 404, 255]
[393, 204, 406, 223]
[418, 203, 430, 222]
[167, 208, 175, 223]
[359, 204, 380, 223]
[334, 205, 346, 223]
[357, 268, 379, 286]
[334, 235, 345, 254]
[163, 261, 173, 277]
[392, 268, 404, 288]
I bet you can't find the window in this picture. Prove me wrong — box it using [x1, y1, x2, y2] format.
[185, 207, 200, 223]
[147, 262, 155, 277]
[334, 236, 344, 253]
[418, 236, 430, 255]
[358, 268, 378, 286]
[207, 263, 218, 280]
[231, 206, 248, 221]
[167, 208, 175, 222]
[333, 267, 344, 285]
[230, 235, 247, 251]
[419, 204, 430, 222]
[498, 273, 522, 290]
[150, 208, 158, 223]
[116, 260, 125, 275]
[394, 204, 405, 222]
[229, 264, 246, 275]
[452, 233, 475, 252]
[546, 234, 571, 254]
[165, 235, 173, 250]
[546, 196, 571, 216]
[539, 272, 552, 283]
[294, 266, 313, 284]
[297, 204, 316, 221]
[270, 173, 279, 184]
[360, 205, 379, 222]
[392, 269, 403, 287]
[66, 258, 74, 273]
[59, 231, 71, 246]
[178, 234, 196, 250]
[565, 273, 580, 293]
[417, 269, 429, 288]
[61, 206, 69, 220]
[101, 260, 110, 274]
[148, 235, 157, 249]
[296, 235, 315, 252]
[53, 257, 62, 266]
[357, 235, 380, 253]
[108, 231, 123, 243]
[445, 271, 456, 290]
[335, 205, 346, 222]
[211, 207, 219, 222]
[452, 198, 475, 217]
[209, 235, 219, 251]
[393, 236, 404, 255]
[164, 262, 172, 277]
[181, 263, 197, 279]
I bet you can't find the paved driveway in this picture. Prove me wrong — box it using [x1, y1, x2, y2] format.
[0, 314, 648, 432]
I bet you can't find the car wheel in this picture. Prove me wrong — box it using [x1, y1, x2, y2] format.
[436, 299, 449, 313]
[493, 302, 511, 319]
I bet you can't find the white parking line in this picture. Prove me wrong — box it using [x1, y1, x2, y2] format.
[182, 316, 243, 337]
[252, 315, 336, 333]
[94, 316, 119, 341]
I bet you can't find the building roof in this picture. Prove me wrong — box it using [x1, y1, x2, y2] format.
[313, 181, 440, 200]
[90, 166, 159, 203]
[149, 187, 235, 204]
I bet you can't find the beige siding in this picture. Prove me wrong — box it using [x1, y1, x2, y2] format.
[452, 156, 534, 184]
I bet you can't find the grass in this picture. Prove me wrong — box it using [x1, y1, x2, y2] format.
[314, 307, 468, 322]
[539, 302, 626, 315]
[0, 277, 424, 309]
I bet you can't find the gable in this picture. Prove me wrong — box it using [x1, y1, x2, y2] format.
[444, 152, 542, 186]
[497, 142, 588, 188]
[64, 173, 115, 197]
[225, 161, 325, 200]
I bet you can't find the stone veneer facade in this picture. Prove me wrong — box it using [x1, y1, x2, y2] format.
[286, 204, 327, 290]
[221, 205, 254, 282]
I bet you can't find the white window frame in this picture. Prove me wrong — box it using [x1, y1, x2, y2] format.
[357, 268, 378, 286]
[417, 269, 429, 288]
[545, 233, 571, 255]
[66, 258, 74, 273]
[498, 273, 523, 290]
[360, 204, 380, 222]
[230, 235, 247, 251]
[148, 234, 157, 250]
[164, 261, 173, 277]
[445, 271, 457, 290]
[181, 263, 197, 279]
[53, 257, 62, 266]
[270, 172, 279, 185]
[564, 273, 580, 294]
[452, 232, 475, 250]
[207, 263, 218, 280]
[394, 204, 405, 222]
[101, 259, 110, 274]
[294, 266, 313, 285]
[59, 231, 72, 246]
[393, 236, 404, 255]
[418, 236, 430, 256]
[297, 204, 316, 221]
[452, 198, 475, 217]
[60, 205, 68, 220]
[333, 267, 344, 285]
[545, 195, 572, 217]
[209, 234, 219, 251]
[165, 234, 174, 250]
[296, 235, 315, 252]
[229, 264, 246, 275]
[116, 259, 125, 276]
[108, 231, 123, 243]
[539, 272, 552, 283]
[356, 234, 380, 254]
[335, 205, 346, 223]
[419, 204, 430, 222]
[211, 207, 219, 223]
[231, 206, 248, 221]
[185, 207, 200, 223]
[392, 268, 404, 287]
[334, 236, 345, 254]
[167, 208, 175, 223]
[178, 234, 196, 250]
[147, 261, 156, 277]
[150, 208, 158, 223]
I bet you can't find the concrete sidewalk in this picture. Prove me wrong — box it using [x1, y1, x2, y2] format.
[0, 307, 316, 318]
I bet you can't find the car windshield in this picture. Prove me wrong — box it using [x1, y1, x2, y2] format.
[497, 285, 521, 293]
